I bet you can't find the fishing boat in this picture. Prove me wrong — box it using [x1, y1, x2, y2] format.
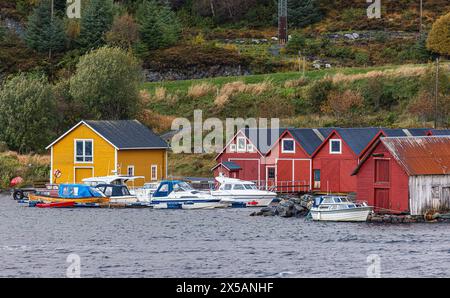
[310, 196, 373, 222]
[210, 176, 276, 207]
[28, 184, 109, 204]
[151, 180, 228, 210]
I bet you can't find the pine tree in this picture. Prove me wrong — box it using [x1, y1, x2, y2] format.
[77, 0, 114, 51]
[25, 0, 66, 54]
[288, 0, 322, 28]
[136, 0, 181, 51]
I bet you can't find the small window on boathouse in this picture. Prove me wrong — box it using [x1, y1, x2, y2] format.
[330, 139, 342, 154]
[75, 139, 93, 163]
[127, 166, 135, 177]
[282, 139, 295, 153]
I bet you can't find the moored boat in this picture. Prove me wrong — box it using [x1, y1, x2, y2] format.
[151, 180, 228, 210]
[210, 176, 276, 207]
[310, 196, 373, 222]
[36, 201, 75, 208]
[29, 184, 109, 204]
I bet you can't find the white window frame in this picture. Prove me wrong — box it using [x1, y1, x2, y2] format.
[247, 144, 254, 152]
[229, 144, 236, 152]
[281, 138, 295, 153]
[151, 165, 158, 181]
[237, 137, 246, 152]
[74, 139, 94, 164]
[127, 165, 135, 177]
[329, 139, 342, 154]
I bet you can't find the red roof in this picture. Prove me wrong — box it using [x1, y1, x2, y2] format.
[381, 136, 450, 175]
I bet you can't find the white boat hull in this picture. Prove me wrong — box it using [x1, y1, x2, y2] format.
[151, 199, 226, 210]
[218, 197, 274, 207]
[311, 207, 372, 222]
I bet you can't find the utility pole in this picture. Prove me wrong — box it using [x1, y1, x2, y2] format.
[434, 57, 440, 128]
[278, 0, 288, 45]
[419, 0, 423, 36]
[49, 0, 54, 60]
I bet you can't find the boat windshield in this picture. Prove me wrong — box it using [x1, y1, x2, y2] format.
[233, 184, 245, 190]
[243, 184, 257, 190]
[174, 182, 194, 192]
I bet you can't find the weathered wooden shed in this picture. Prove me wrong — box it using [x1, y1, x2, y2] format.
[353, 136, 450, 215]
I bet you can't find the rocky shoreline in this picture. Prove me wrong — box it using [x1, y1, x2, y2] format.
[250, 196, 450, 223]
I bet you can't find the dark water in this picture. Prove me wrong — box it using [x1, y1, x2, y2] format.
[1, 194, 450, 278]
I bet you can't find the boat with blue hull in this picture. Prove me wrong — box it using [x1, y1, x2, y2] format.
[151, 181, 228, 210]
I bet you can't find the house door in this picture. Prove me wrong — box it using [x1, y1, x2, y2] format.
[322, 159, 340, 193]
[374, 188, 390, 212]
[75, 167, 93, 184]
[266, 167, 276, 190]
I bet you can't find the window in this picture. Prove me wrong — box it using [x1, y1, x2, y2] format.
[313, 169, 321, 188]
[75, 140, 93, 163]
[151, 165, 158, 181]
[268, 168, 276, 179]
[330, 139, 342, 154]
[375, 159, 390, 183]
[229, 144, 236, 152]
[233, 184, 245, 190]
[282, 139, 295, 153]
[247, 144, 254, 152]
[224, 184, 232, 190]
[127, 166, 134, 177]
[237, 137, 246, 152]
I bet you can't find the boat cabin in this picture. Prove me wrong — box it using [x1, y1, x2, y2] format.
[57, 184, 104, 199]
[152, 181, 196, 198]
[95, 184, 133, 197]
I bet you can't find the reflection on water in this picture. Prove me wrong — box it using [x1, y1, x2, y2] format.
[1, 195, 450, 277]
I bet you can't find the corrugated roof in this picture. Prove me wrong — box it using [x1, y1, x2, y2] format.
[382, 136, 450, 175]
[243, 128, 284, 154]
[85, 120, 168, 149]
[429, 129, 450, 136]
[335, 128, 381, 156]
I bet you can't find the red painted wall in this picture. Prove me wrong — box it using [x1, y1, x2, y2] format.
[312, 132, 358, 193]
[355, 141, 410, 213]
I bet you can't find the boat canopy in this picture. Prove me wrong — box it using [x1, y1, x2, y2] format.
[58, 184, 104, 198]
[82, 175, 145, 186]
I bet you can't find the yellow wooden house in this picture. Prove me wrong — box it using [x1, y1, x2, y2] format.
[46, 120, 168, 186]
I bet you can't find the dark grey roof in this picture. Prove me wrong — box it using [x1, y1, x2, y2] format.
[243, 128, 284, 154]
[84, 120, 168, 149]
[382, 128, 407, 137]
[287, 128, 328, 156]
[335, 128, 381, 156]
[429, 129, 450, 136]
[222, 161, 242, 171]
[407, 128, 430, 136]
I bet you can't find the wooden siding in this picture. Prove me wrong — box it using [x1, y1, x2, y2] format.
[409, 175, 450, 215]
[117, 149, 167, 186]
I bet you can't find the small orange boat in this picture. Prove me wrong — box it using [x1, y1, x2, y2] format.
[29, 184, 110, 204]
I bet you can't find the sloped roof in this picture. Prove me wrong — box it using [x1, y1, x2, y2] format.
[335, 128, 380, 156]
[382, 136, 450, 175]
[406, 128, 430, 136]
[429, 129, 450, 136]
[47, 120, 167, 150]
[243, 128, 284, 155]
[287, 128, 333, 156]
[211, 161, 242, 171]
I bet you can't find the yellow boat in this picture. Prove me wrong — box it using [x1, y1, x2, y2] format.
[28, 184, 110, 204]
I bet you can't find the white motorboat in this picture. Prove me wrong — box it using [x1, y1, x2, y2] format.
[310, 196, 373, 222]
[134, 182, 160, 202]
[151, 180, 229, 210]
[82, 175, 145, 203]
[210, 176, 276, 207]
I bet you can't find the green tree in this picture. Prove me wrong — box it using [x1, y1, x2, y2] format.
[25, 0, 66, 55]
[288, 0, 322, 28]
[0, 73, 57, 153]
[136, 0, 181, 51]
[69, 47, 143, 120]
[78, 0, 114, 51]
[426, 12, 450, 56]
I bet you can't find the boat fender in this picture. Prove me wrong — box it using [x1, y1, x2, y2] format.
[13, 190, 24, 201]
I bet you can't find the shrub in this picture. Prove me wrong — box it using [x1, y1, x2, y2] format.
[188, 83, 216, 98]
[305, 78, 336, 112]
[69, 47, 143, 120]
[321, 89, 364, 120]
